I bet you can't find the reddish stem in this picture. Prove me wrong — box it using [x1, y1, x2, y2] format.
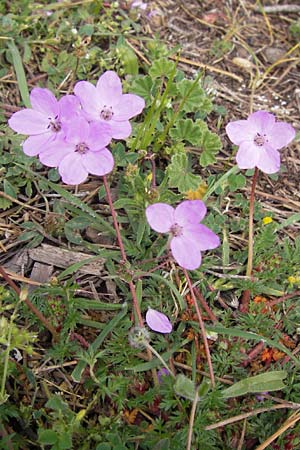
[183, 269, 215, 387]
[194, 287, 218, 322]
[103, 176, 143, 326]
[246, 167, 259, 278]
[0, 266, 59, 340]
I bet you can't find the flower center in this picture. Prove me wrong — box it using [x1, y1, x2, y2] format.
[170, 223, 183, 237]
[100, 105, 113, 121]
[75, 142, 89, 154]
[48, 115, 61, 133]
[254, 133, 267, 147]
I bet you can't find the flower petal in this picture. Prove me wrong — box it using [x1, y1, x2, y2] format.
[96, 71, 122, 106]
[30, 88, 59, 117]
[39, 141, 75, 167]
[8, 109, 49, 135]
[257, 145, 281, 174]
[81, 148, 114, 176]
[87, 122, 112, 150]
[183, 224, 220, 251]
[226, 119, 256, 145]
[267, 122, 295, 150]
[170, 235, 202, 270]
[113, 94, 145, 121]
[174, 200, 207, 226]
[236, 141, 260, 169]
[58, 153, 88, 185]
[248, 110, 275, 134]
[146, 308, 172, 333]
[59, 94, 82, 121]
[22, 133, 53, 156]
[63, 117, 90, 144]
[146, 203, 175, 233]
[109, 120, 132, 139]
[74, 81, 101, 120]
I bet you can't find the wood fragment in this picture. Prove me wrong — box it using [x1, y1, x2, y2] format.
[256, 5, 300, 14]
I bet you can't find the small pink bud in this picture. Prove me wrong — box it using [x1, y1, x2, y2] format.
[146, 308, 172, 333]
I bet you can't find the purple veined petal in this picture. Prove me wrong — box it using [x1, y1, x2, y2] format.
[170, 235, 202, 270]
[257, 145, 281, 174]
[146, 203, 175, 233]
[267, 122, 295, 150]
[30, 88, 59, 117]
[39, 141, 75, 167]
[58, 153, 88, 185]
[225, 119, 256, 145]
[8, 109, 50, 135]
[87, 122, 112, 151]
[22, 133, 54, 156]
[248, 110, 275, 135]
[74, 81, 102, 120]
[183, 223, 220, 251]
[59, 94, 82, 121]
[81, 148, 114, 176]
[236, 141, 260, 170]
[113, 94, 145, 121]
[63, 117, 90, 145]
[146, 308, 172, 333]
[174, 200, 207, 226]
[109, 119, 132, 139]
[96, 71, 123, 106]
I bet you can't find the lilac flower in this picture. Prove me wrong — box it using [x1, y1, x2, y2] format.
[226, 110, 295, 174]
[39, 117, 113, 185]
[131, 0, 147, 10]
[146, 200, 220, 270]
[157, 368, 170, 383]
[146, 308, 172, 333]
[74, 71, 145, 139]
[8, 88, 82, 157]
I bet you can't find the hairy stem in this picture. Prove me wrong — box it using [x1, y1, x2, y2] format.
[0, 265, 59, 340]
[183, 269, 215, 387]
[246, 167, 259, 277]
[186, 388, 199, 450]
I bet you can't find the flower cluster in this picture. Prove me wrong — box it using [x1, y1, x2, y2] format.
[9, 71, 145, 185]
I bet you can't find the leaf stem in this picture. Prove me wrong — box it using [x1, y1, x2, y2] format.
[183, 269, 215, 387]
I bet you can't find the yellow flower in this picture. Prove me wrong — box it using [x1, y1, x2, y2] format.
[185, 182, 207, 200]
[262, 216, 273, 225]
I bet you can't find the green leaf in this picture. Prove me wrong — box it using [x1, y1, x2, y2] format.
[167, 152, 202, 193]
[131, 75, 155, 104]
[117, 44, 139, 76]
[38, 429, 58, 445]
[153, 439, 170, 450]
[177, 79, 213, 114]
[174, 374, 197, 401]
[169, 119, 202, 145]
[149, 58, 176, 79]
[7, 40, 30, 108]
[58, 432, 73, 449]
[222, 371, 288, 398]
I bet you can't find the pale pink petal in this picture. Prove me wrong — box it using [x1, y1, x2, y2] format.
[109, 120, 132, 139]
[96, 71, 122, 106]
[146, 203, 175, 233]
[174, 200, 207, 226]
[87, 122, 112, 150]
[236, 141, 260, 169]
[267, 122, 295, 150]
[8, 109, 49, 135]
[257, 145, 281, 174]
[113, 94, 145, 121]
[63, 117, 90, 144]
[59, 94, 82, 121]
[30, 88, 59, 117]
[226, 119, 256, 145]
[58, 153, 88, 185]
[146, 308, 172, 333]
[22, 133, 54, 156]
[248, 110, 275, 134]
[183, 224, 220, 251]
[74, 81, 101, 120]
[170, 236, 202, 270]
[39, 141, 75, 167]
[81, 148, 114, 176]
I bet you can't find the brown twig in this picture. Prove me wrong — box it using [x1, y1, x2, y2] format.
[0, 265, 59, 340]
[193, 287, 218, 322]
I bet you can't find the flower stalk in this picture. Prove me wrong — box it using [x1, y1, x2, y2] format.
[246, 167, 259, 278]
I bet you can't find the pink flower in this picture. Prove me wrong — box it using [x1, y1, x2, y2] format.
[146, 200, 220, 270]
[8, 88, 82, 157]
[74, 71, 145, 139]
[226, 110, 295, 174]
[39, 117, 113, 185]
[146, 308, 172, 333]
